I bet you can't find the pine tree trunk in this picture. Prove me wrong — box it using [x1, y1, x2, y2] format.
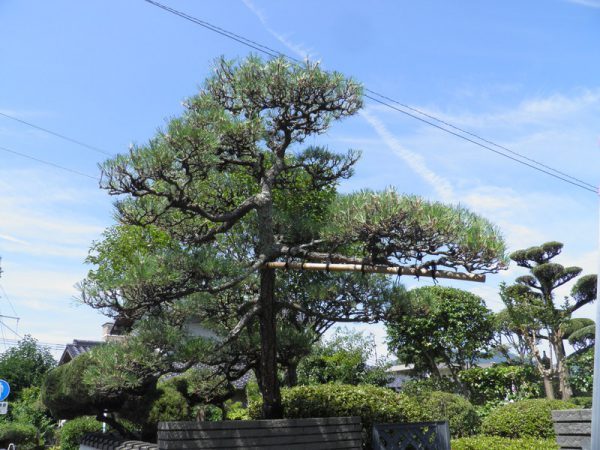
[542, 374, 555, 400]
[284, 362, 299, 387]
[525, 333, 556, 399]
[555, 339, 573, 400]
[258, 267, 283, 418]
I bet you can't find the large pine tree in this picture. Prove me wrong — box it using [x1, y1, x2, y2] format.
[81, 56, 507, 418]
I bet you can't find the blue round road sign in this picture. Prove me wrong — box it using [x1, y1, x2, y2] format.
[0, 380, 10, 401]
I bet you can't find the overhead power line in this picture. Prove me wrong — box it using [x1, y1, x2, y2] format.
[364, 95, 598, 193]
[0, 111, 112, 157]
[0, 337, 66, 351]
[0, 318, 21, 340]
[143, 0, 597, 195]
[0, 285, 19, 319]
[361, 90, 597, 191]
[0, 145, 99, 181]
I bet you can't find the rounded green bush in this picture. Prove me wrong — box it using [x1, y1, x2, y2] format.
[146, 385, 190, 423]
[414, 391, 480, 437]
[59, 416, 102, 450]
[0, 422, 39, 450]
[452, 435, 558, 449]
[481, 399, 578, 439]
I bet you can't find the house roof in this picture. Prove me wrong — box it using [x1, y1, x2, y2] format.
[58, 339, 103, 365]
[162, 363, 253, 391]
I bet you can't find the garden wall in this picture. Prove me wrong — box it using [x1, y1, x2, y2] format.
[157, 416, 363, 449]
[552, 409, 591, 450]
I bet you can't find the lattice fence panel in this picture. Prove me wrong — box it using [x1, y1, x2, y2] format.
[372, 421, 450, 450]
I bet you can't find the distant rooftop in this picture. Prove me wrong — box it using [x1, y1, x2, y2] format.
[58, 339, 103, 365]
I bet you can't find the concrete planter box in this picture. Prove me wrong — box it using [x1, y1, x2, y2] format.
[552, 409, 591, 450]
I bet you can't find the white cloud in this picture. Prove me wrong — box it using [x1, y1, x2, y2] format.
[0, 233, 29, 245]
[567, 0, 600, 7]
[241, 0, 316, 60]
[0, 168, 106, 259]
[385, 88, 600, 131]
[361, 110, 456, 203]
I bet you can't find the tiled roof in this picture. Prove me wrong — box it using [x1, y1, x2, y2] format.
[162, 363, 253, 390]
[58, 339, 103, 365]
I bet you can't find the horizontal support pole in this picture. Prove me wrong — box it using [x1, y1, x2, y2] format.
[265, 262, 485, 283]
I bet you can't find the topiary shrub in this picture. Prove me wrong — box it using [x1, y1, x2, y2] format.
[59, 416, 102, 450]
[42, 353, 116, 420]
[481, 399, 578, 439]
[413, 391, 480, 437]
[452, 435, 559, 449]
[0, 422, 39, 450]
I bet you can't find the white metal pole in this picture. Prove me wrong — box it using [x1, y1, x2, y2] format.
[590, 189, 600, 449]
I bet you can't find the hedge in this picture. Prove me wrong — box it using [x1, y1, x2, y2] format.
[59, 416, 102, 450]
[250, 384, 416, 443]
[452, 436, 558, 449]
[250, 384, 478, 448]
[458, 364, 541, 405]
[0, 423, 39, 450]
[481, 399, 578, 439]
[570, 396, 592, 409]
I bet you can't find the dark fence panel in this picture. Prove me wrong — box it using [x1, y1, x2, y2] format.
[80, 432, 158, 450]
[552, 409, 591, 450]
[372, 421, 450, 450]
[157, 417, 362, 450]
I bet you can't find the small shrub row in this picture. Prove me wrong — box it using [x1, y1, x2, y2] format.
[0, 422, 39, 450]
[570, 396, 592, 409]
[481, 399, 578, 439]
[452, 436, 558, 449]
[249, 384, 479, 448]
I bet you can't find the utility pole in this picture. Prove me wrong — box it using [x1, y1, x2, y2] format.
[0, 260, 20, 340]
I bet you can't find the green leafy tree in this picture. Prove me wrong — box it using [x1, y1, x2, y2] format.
[80, 56, 507, 418]
[9, 386, 55, 445]
[297, 328, 391, 386]
[493, 308, 533, 364]
[0, 335, 55, 399]
[386, 286, 495, 384]
[499, 241, 597, 400]
[566, 347, 594, 395]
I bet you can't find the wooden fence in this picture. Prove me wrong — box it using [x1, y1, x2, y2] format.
[157, 416, 363, 450]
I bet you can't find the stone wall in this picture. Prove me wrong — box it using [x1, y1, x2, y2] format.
[552, 409, 591, 450]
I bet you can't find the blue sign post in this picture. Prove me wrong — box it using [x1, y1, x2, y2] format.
[0, 380, 10, 401]
[0, 380, 9, 415]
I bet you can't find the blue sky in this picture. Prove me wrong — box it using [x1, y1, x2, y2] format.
[0, 0, 599, 358]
